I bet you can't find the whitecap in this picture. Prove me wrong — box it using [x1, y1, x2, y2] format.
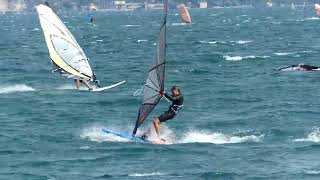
[124, 24, 140, 27]
[80, 146, 90, 150]
[179, 131, 264, 144]
[137, 39, 148, 43]
[223, 55, 244, 61]
[0, 84, 35, 94]
[274, 52, 294, 56]
[294, 128, 320, 143]
[80, 126, 129, 143]
[223, 55, 265, 61]
[171, 22, 187, 26]
[305, 17, 320, 21]
[56, 84, 94, 91]
[199, 40, 217, 44]
[304, 170, 320, 175]
[129, 172, 165, 177]
[235, 40, 252, 44]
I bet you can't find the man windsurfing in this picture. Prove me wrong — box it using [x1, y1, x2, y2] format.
[142, 85, 184, 140]
[296, 64, 319, 71]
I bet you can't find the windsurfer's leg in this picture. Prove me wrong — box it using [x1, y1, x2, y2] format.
[153, 118, 161, 139]
[75, 79, 80, 90]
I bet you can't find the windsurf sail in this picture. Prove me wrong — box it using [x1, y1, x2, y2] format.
[132, 0, 168, 136]
[36, 4, 93, 81]
[179, 4, 192, 24]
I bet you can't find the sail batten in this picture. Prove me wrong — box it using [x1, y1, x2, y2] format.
[132, 0, 168, 136]
[36, 4, 93, 80]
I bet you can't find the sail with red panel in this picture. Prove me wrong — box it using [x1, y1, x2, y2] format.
[132, 0, 168, 136]
[179, 4, 192, 24]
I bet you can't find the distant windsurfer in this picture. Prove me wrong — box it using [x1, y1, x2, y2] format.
[296, 64, 319, 71]
[142, 86, 184, 140]
[90, 16, 95, 23]
[277, 64, 320, 71]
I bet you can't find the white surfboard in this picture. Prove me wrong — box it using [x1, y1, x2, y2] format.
[91, 80, 126, 92]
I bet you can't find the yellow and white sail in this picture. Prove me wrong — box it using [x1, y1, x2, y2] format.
[36, 4, 93, 80]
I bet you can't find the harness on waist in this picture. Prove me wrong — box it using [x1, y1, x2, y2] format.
[171, 104, 183, 114]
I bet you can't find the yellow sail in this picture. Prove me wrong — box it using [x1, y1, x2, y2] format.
[36, 4, 93, 80]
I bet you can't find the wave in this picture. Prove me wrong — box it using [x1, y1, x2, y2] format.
[223, 55, 270, 61]
[178, 131, 264, 144]
[128, 172, 165, 177]
[294, 128, 320, 143]
[0, 84, 35, 94]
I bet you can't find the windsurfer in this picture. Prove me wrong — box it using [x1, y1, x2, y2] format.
[296, 64, 319, 71]
[142, 86, 184, 140]
[90, 16, 95, 23]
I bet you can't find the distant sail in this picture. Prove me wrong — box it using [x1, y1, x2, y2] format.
[132, 0, 168, 136]
[36, 4, 93, 80]
[179, 4, 191, 24]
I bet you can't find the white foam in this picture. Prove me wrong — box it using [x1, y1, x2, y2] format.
[137, 39, 148, 43]
[0, 84, 35, 94]
[82, 125, 263, 145]
[294, 128, 320, 143]
[179, 131, 263, 144]
[124, 24, 140, 27]
[235, 40, 252, 44]
[274, 52, 294, 56]
[56, 84, 79, 90]
[224, 55, 244, 61]
[80, 126, 129, 143]
[223, 55, 269, 61]
[129, 172, 164, 177]
[80, 146, 90, 150]
[199, 40, 217, 44]
[305, 17, 320, 21]
[304, 170, 320, 175]
[171, 22, 187, 26]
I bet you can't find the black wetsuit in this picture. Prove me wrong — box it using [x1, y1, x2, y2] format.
[158, 92, 184, 123]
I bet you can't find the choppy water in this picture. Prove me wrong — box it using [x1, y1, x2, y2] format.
[1, 6, 320, 179]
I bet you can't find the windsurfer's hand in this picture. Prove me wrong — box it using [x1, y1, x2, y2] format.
[160, 91, 165, 96]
